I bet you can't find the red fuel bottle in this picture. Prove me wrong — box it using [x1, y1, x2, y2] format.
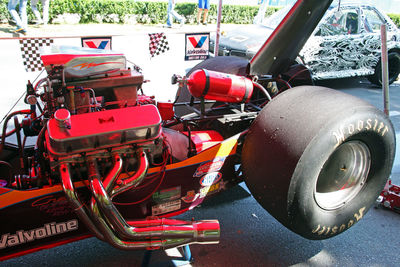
[187, 69, 253, 103]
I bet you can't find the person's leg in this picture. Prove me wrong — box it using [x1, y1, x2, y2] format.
[202, 9, 208, 24]
[19, 0, 28, 29]
[197, 0, 204, 24]
[197, 8, 203, 24]
[171, 10, 184, 23]
[31, 0, 42, 23]
[202, 0, 209, 24]
[170, 2, 184, 24]
[8, 0, 24, 29]
[166, 0, 173, 26]
[254, 0, 268, 24]
[42, 0, 50, 25]
[170, 2, 179, 21]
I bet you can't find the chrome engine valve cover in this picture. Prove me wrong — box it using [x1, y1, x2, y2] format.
[45, 105, 162, 157]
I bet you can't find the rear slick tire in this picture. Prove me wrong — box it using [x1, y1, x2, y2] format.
[242, 86, 395, 240]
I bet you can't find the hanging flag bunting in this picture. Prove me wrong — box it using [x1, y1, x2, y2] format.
[185, 32, 210, 61]
[148, 33, 170, 58]
[81, 37, 112, 50]
[19, 38, 54, 72]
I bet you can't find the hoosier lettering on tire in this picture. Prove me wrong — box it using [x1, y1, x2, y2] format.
[242, 86, 396, 240]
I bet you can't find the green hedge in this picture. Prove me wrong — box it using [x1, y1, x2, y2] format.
[0, 0, 278, 24]
[388, 14, 400, 28]
[1, 0, 399, 27]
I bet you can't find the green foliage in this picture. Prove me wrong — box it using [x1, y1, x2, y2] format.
[0, 1, 8, 23]
[1, 0, 398, 27]
[0, 0, 278, 25]
[388, 14, 400, 28]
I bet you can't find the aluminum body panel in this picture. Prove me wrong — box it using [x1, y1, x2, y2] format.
[40, 45, 126, 78]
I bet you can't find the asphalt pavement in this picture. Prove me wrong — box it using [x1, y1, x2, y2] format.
[0, 22, 399, 267]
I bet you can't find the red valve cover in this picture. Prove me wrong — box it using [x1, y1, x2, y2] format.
[46, 105, 162, 156]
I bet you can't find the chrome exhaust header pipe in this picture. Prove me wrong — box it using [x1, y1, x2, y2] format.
[60, 162, 105, 241]
[60, 150, 220, 250]
[90, 199, 219, 250]
[104, 150, 148, 198]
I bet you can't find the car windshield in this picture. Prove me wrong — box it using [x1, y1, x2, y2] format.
[258, 2, 338, 29]
[259, 4, 294, 28]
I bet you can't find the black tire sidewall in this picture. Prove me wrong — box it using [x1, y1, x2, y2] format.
[369, 51, 400, 85]
[388, 51, 400, 84]
[288, 106, 395, 239]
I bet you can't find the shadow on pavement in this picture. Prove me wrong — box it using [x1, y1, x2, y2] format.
[0, 25, 13, 34]
[315, 77, 379, 90]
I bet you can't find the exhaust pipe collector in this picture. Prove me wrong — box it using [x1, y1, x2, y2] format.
[60, 151, 220, 250]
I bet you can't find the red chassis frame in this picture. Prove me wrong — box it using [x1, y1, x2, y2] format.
[0, 131, 241, 261]
[378, 179, 400, 213]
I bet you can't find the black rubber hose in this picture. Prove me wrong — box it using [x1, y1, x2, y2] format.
[0, 110, 31, 156]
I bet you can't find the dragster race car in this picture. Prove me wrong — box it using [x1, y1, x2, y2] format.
[0, 0, 395, 261]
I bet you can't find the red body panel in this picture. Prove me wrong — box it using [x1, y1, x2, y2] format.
[184, 131, 225, 153]
[0, 135, 240, 260]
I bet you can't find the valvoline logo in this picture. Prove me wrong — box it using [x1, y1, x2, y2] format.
[81, 37, 112, 50]
[199, 172, 222, 187]
[188, 36, 208, 48]
[185, 33, 210, 61]
[84, 40, 109, 49]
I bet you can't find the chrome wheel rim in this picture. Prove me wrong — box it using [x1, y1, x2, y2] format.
[314, 141, 371, 210]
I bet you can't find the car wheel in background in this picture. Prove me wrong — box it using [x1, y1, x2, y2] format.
[368, 51, 400, 86]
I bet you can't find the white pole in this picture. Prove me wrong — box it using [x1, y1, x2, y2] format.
[214, 0, 223, 57]
[381, 24, 390, 116]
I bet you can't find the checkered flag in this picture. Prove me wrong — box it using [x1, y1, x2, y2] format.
[148, 33, 169, 58]
[19, 38, 54, 72]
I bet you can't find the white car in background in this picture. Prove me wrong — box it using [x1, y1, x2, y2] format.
[211, 3, 400, 85]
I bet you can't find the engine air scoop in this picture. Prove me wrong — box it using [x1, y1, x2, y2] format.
[40, 45, 126, 78]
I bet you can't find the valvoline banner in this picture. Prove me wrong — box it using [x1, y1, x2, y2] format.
[81, 37, 112, 50]
[185, 33, 210, 61]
